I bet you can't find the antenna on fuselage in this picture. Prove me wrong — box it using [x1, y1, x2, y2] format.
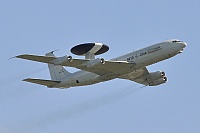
[70, 43, 109, 59]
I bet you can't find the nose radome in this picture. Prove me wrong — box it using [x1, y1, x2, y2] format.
[181, 42, 187, 48]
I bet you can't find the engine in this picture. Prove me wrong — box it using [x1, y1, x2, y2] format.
[86, 58, 105, 68]
[143, 71, 167, 86]
[144, 71, 165, 82]
[149, 76, 167, 86]
[53, 55, 73, 65]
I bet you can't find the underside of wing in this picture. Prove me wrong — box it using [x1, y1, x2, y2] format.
[16, 54, 56, 63]
[74, 60, 137, 76]
[119, 67, 150, 85]
[23, 78, 61, 87]
[16, 54, 88, 67]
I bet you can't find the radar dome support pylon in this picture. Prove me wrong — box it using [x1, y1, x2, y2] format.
[71, 43, 109, 59]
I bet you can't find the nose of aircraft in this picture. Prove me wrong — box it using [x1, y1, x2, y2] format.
[180, 42, 187, 48]
[177, 42, 187, 54]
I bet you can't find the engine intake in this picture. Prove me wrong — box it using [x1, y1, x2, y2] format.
[144, 71, 165, 82]
[53, 55, 73, 65]
[149, 76, 167, 86]
[140, 71, 167, 86]
[86, 58, 105, 68]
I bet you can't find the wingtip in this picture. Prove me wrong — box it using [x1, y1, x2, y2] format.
[22, 78, 30, 81]
[8, 54, 24, 60]
[8, 56, 16, 60]
[8, 54, 25, 60]
[14, 54, 27, 59]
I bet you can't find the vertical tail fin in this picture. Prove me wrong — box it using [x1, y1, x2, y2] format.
[45, 52, 71, 81]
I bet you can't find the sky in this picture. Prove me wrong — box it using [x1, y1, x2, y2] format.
[1, 0, 200, 133]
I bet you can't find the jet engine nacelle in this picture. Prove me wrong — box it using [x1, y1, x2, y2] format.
[149, 76, 167, 86]
[53, 55, 73, 65]
[145, 71, 165, 81]
[86, 58, 105, 68]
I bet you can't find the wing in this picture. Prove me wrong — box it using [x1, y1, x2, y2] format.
[74, 60, 136, 76]
[16, 54, 56, 63]
[118, 67, 150, 86]
[16, 54, 137, 76]
[23, 78, 61, 87]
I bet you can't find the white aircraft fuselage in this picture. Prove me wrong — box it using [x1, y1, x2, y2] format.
[52, 39, 186, 88]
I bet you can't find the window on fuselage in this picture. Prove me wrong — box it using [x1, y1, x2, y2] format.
[172, 40, 182, 43]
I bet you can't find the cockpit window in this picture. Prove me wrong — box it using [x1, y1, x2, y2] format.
[172, 40, 182, 43]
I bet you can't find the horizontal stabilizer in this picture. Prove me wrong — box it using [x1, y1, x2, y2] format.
[23, 78, 61, 87]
